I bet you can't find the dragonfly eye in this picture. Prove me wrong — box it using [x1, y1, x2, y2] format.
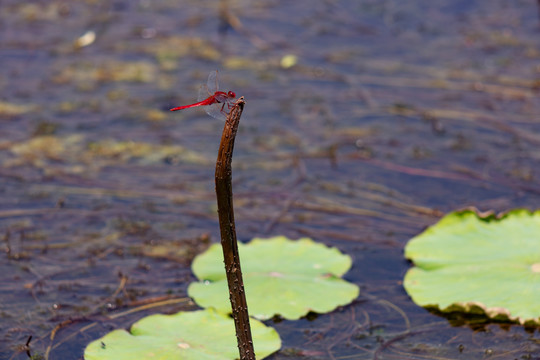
[228, 91, 236, 98]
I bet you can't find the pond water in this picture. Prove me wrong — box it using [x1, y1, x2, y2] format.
[1, 0, 540, 359]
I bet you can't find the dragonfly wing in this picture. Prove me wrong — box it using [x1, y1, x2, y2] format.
[197, 70, 218, 101]
[204, 103, 228, 121]
[197, 84, 211, 102]
[207, 70, 219, 93]
[184, 71, 227, 120]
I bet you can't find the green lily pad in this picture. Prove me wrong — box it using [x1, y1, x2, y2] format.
[84, 308, 281, 360]
[404, 209, 540, 325]
[188, 236, 359, 320]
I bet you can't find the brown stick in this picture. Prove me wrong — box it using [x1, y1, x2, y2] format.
[215, 97, 255, 360]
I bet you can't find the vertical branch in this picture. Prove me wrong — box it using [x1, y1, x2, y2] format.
[215, 97, 255, 360]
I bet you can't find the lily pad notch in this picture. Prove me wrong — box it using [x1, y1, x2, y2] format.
[188, 236, 360, 321]
[404, 208, 540, 326]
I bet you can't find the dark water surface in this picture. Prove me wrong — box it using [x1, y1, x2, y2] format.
[1, 0, 540, 359]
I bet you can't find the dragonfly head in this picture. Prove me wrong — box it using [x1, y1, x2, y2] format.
[228, 91, 236, 98]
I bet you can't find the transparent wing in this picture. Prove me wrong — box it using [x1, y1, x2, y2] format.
[204, 103, 228, 121]
[198, 70, 230, 121]
[207, 70, 219, 93]
[197, 70, 218, 102]
[197, 84, 211, 102]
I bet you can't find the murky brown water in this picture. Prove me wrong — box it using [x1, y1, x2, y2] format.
[1, 0, 540, 359]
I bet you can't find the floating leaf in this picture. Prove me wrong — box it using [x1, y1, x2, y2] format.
[4, 135, 208, 174]
[85, 140, 209, 165]
[280, 54, 298, 69]
[74, 30, 96, 49]
[52, 60, 157, 85]
[7, 135, 84, 171]
[84, 308, 281, 360]
[188, 236, 359, 320]
[404, 209, 540, 325]
[0, 101, 36, 116]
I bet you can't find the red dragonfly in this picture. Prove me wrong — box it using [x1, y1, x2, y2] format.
[170, 71, 236, 121]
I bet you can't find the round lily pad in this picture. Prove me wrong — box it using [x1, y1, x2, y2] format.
[404, 209, 540, 325]
[188, 236, 359, 320]
[84, 308, 281, 360]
